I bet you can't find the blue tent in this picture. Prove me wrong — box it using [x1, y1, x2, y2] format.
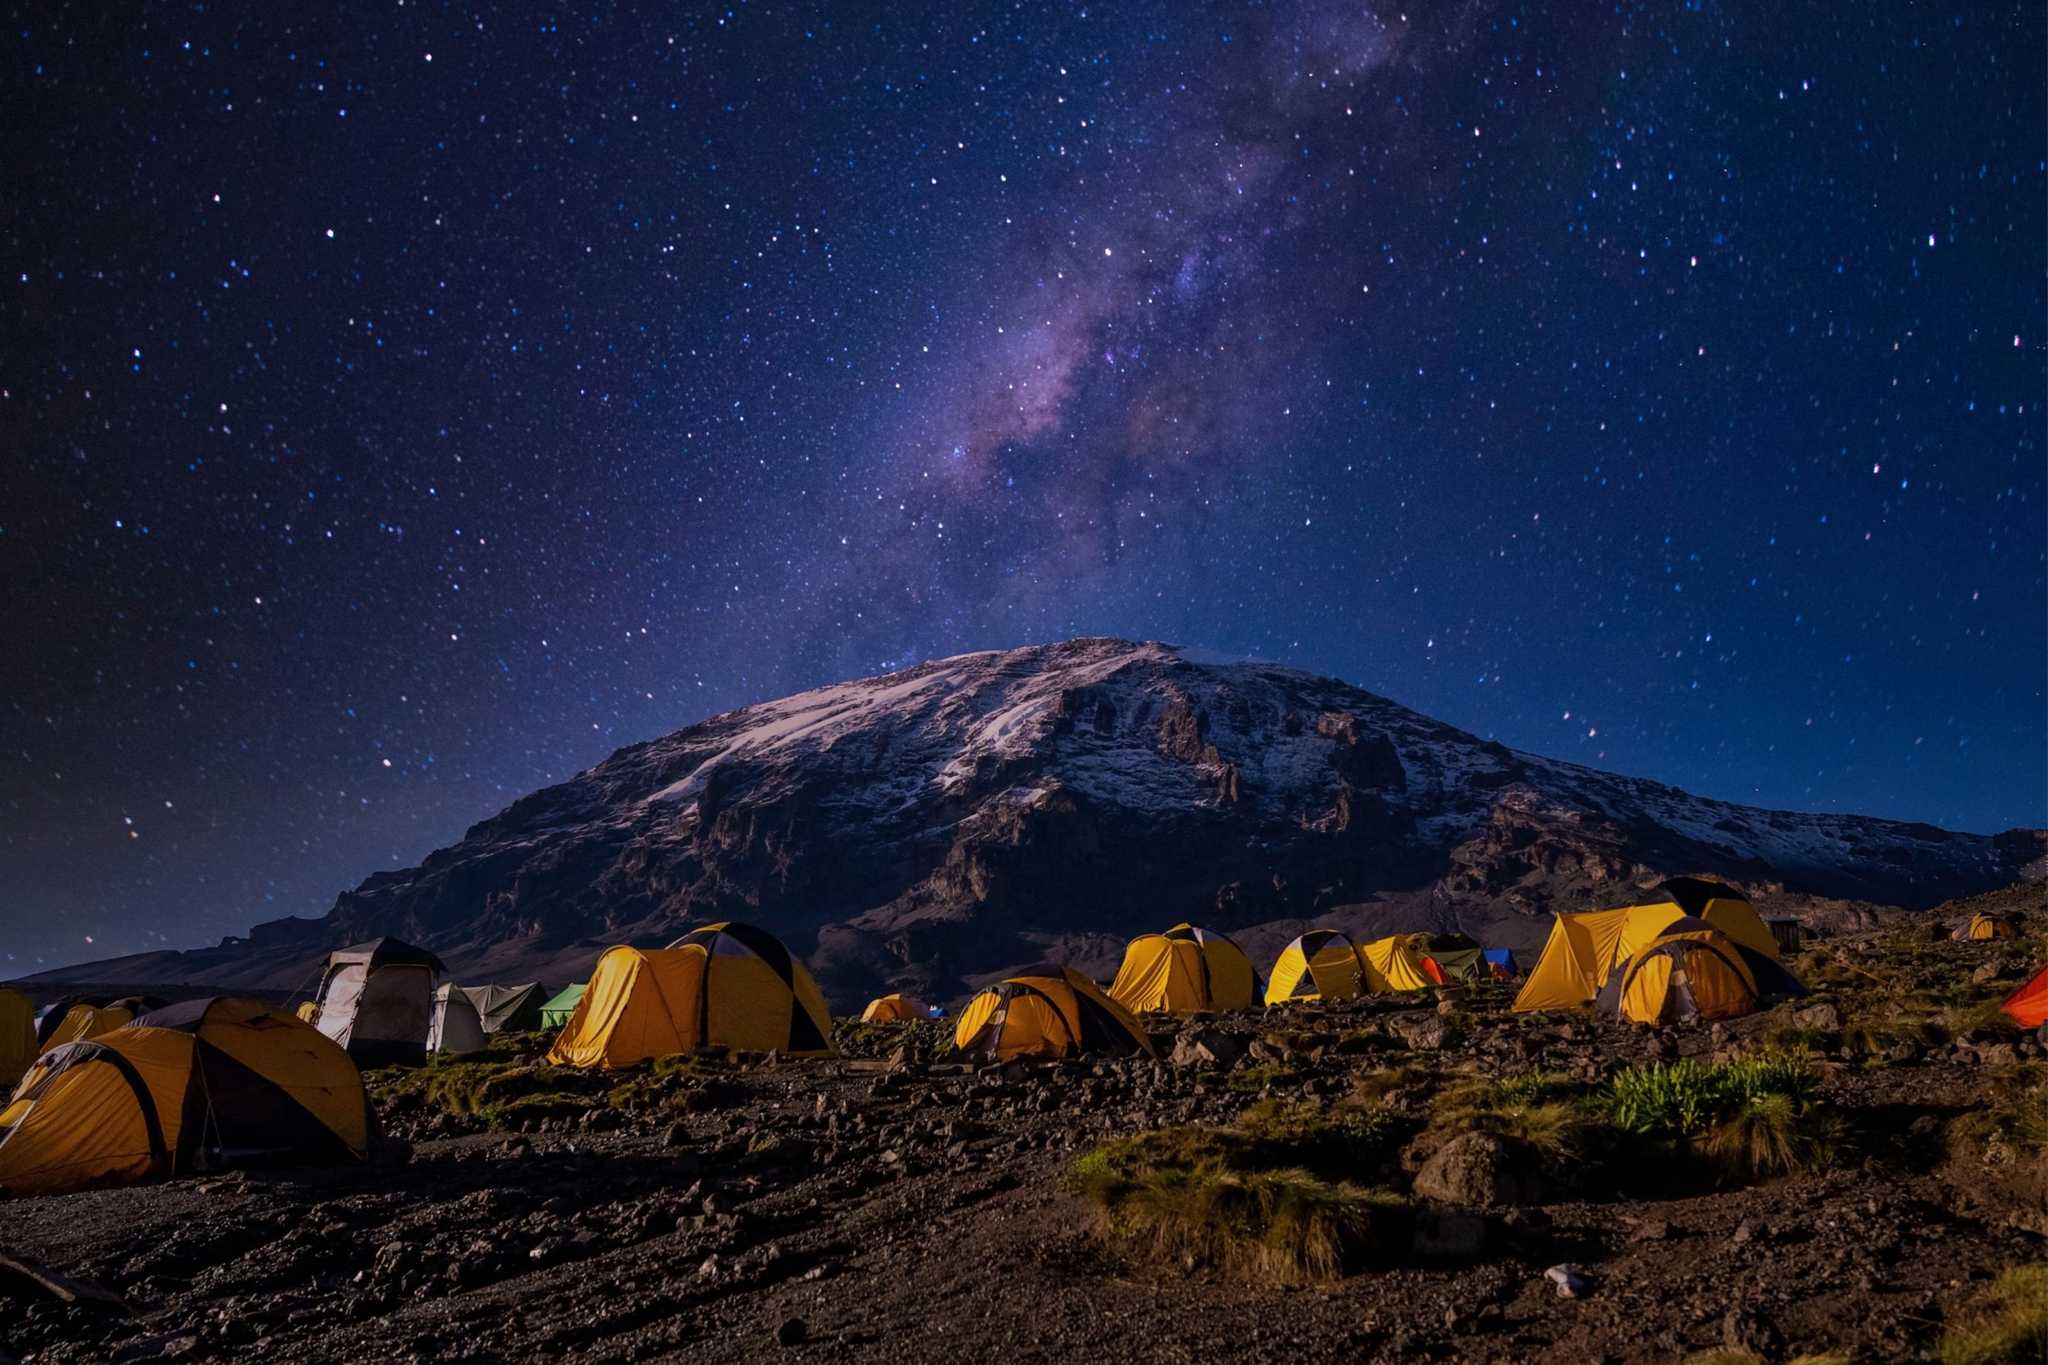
[1482, 947, 1519, 977]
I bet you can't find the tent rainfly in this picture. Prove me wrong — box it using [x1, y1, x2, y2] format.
[1265, 930, 1369, 1004]
[1512, 879, 1780, 1014]
[1955, 913, 2019, 941]
[1360, 934, 1438, 992]
[2001, 966, 2048, 1031]
[859, 993, 929, 1023]
[954, 966, 1155, 1061]
[464, 982, 550, 1034]
[1481, 948, 1519, 979]
[1594, 918, 1806, 1026]
[0, 997, 367, 1198]
[312, 937, 445, 1068]
[1107, 924, 1259, 1014]
[547, 922, 834, 1069]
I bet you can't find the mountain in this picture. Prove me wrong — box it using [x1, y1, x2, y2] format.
[21, 639, 2042, 1005]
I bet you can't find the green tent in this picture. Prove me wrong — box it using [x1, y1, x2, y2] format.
[1422, 934, 1486, 984]
[538, 983, 586, 1030]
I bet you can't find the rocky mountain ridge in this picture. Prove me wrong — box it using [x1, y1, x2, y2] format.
[23, 638, 2042, 1004]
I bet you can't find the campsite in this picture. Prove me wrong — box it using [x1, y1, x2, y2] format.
[1, 882, 2043, 1363]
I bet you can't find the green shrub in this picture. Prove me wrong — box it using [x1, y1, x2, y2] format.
[1226, 1063, 1304, 1093]
[1605, 1054, 1835, 1179]
[1424, 1072, 1601, 1158]
[1939, 1265, 2048, 1365]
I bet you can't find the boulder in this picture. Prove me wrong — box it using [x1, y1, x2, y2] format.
[1412, 1132, 1547, 1207]
[1792, 1001, 1842, 1031]
[1167, 1029, 1242, 1070]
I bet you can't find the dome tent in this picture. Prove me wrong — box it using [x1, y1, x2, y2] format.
[547, 922, 833, 1069]
[1416, 933, 1487, 985]
[35, 996, 168, 1057]
[1481, 948, 1520, 979]
[860, 993, 930, 1023]
[428, 984, 487, 1058]
[1594, 917, 1807, 1026]
[1107, 923, 1259, 1014]
[1360, 934, 1437, 992]
[312, 938, 445, 1068]
[955, 966, 1155, 1061]
[1512, 880, 1780, 1013]
[1955, 912, 2018, 941]
[0, 998, 366, 1198]
[1265, 930, 1369, 1004]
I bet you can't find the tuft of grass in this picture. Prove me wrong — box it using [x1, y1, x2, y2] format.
[1939, 1264, 2048, 1365]
[1350, 1063, 1436, 1105]
[1235, 1098, 1406, 1179]
[1424, 1072, 1600, 1158]
[1947, 1070, 2048, 1163]
[1072, 1126, 1405, 1283]
[1702, 1092, 1839, 1178]
[1604, 1053, 1837, 1180]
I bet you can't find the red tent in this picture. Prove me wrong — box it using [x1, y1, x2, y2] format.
[2001, 965, 2048, 1030]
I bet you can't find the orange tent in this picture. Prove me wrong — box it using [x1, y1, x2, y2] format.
[2002, 965, 2048, 1030]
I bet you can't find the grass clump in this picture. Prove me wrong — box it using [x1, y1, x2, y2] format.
[1226, 1063, 1304, 1093]
[1938, 1265, 2048, 1365]
[1072, 1124, 1405, 1283]
[1235, 1098, 1406, 1179]
[1947, 1068, 2048, 1164]
[1425, 1072, 1600, 1157]
[1605, 1053, 1836, 1179]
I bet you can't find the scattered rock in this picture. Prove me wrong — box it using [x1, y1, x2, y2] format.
[1412, 1132, 1546, 1207]
[1544, 1264, 1594, 1299]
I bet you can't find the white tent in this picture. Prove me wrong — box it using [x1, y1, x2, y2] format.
[313, 937, 444, 1068]
[428, 983, 487, 1057]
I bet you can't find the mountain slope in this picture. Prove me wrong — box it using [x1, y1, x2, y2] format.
[21, 639, 2042, 1004]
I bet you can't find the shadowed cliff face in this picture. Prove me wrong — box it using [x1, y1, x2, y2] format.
[32, 639, 2044, 1005]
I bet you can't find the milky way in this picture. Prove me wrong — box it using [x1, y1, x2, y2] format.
[3, 1, 2042, 968]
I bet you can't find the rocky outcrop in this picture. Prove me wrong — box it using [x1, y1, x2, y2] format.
[28, 639, 2042, 1003]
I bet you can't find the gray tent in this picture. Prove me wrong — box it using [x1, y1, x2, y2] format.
[429, 983, 487, 1057]
[463, 982, 550, 1034]
[314, 938, 445, 1068]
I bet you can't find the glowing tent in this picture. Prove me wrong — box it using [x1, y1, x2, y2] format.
[860, 993, 930, 1023]
[35, 997, 166, 1057]
[1265, 930, 1368, 1004]
[1360, 934, 1437, 992]
[955, 966, 1155, 1061]
[0, 998, 366, 1198]
[1955, 913, 2019, 941]
[2001, 966, 2048, 1030]
[1107, 924, 1259, 1014]
[547, 922, 833, 1069]
[1512, 880, 1778, 1013]
[1594, 917, 1806, 1025]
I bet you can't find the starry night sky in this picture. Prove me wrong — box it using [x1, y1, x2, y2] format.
[5, 1, 2043, 970]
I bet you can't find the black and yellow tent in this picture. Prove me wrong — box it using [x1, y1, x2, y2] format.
[1265, 929, 1368, 1004]
[547, 922, 833, 1069]
[35, 996, 167, 1057]
[0, 990, 33, 1092]
[955, 966, 1155, 1061]
[1512, 879, 1779, 1013]
[0, 997, 367, 1198]
[1955, 912, 2019, 941]
[1594, 918, 1806, 1025]
[1107, 924, 1259, 1014]
[859, 993, 929, 1023]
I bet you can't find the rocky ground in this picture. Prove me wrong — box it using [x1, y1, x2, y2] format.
[3, 902, 2045, 1364]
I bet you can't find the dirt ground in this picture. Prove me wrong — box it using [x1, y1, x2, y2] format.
[3, 912, 2044, 1364]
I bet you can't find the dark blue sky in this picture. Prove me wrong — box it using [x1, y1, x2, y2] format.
[5, 1, 2042, 970]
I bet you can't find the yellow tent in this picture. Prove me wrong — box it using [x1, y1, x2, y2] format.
[1360, 934, 1436, 992]
[1265, 929, 1368, 1004]
[1512, 880, 1777, 1013]
[37, 1002, 138, 1056]
[860, 993, 929, 1023]
[547, 922, 833, 1069]
[1107, 924, 1259, 1013]
[0, 997, 367, 1198]
[955, 966, 1155, 1061]
[1593, 918, 1806, 1025]
[1956, 912, 2018, 941]
[0, 990, 33, 1092]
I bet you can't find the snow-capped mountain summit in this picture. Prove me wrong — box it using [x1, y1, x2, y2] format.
[35, 639, 2042, 1003]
